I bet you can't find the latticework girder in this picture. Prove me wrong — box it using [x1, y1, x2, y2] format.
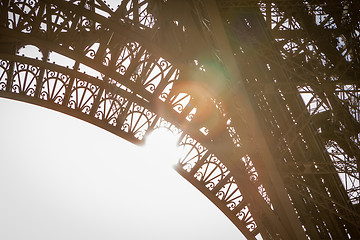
[212, 0, 360, 238]
[0, 0, 359, 239]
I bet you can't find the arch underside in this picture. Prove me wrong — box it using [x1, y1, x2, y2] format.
[1, 0, 360, 239]
[0, 1, 264, 239]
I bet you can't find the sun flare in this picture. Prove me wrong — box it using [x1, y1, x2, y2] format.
[144, 128, 181, 168]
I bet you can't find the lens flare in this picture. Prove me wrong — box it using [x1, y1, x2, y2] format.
[144, 128, 181, 169]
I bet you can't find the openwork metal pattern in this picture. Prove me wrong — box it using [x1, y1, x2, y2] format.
[0, 0, 359, 239]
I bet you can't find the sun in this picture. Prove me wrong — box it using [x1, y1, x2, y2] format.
[143, 128, 182, 169]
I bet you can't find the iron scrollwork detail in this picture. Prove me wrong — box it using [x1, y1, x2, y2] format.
[121, 102, 156, 140]
[11, 62, 39, 96]
[67, 79, 100, 114]
[178, 135, 208, 172]
[194, 153, 230, 191]
[216, 176, 244, 211]
[40, 70, 70, 104]
[0, 60, 10, 91]
[95, 90, 129, 127]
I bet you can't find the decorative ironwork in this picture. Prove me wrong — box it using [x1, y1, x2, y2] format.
[178, 134, 208, 172]
[1, 0, 360, 239]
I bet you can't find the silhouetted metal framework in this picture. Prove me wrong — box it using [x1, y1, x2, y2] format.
[0, 0, 359, 239]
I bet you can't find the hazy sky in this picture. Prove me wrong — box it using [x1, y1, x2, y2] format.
[0, 98, 246, 240]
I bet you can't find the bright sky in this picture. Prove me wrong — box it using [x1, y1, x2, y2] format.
[0, 98, 246, 240]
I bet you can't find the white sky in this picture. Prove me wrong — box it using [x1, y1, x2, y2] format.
[0, 98, 246, 240]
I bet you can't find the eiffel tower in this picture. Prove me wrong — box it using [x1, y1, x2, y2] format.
[0, 0, 359, 239]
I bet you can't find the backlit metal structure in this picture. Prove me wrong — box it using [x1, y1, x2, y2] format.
[0, 0, 359, 239]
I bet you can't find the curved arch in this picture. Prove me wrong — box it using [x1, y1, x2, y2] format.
[0, 1, 284, 239]
[0, 98, 248, 240]
[0, 67, 260, 240]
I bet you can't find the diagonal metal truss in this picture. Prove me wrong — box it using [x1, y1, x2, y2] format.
[0, 0, 359, 239]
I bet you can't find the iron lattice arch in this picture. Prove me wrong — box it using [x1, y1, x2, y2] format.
[0, 0, 359, 239]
